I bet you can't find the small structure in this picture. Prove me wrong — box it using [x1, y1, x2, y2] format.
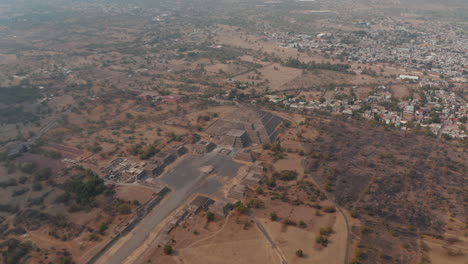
[218, 148, 232, 155]
[233, 149, 255, 162]
[146, 159, 165, 177]
[104, 158, 146, 183]
[162, 195, 215, 235]
[228, 184, 246, 200]
[211, 200, 234, 216]
[242, 171, 263, 186]
[199, 165, 214, 175]
[193, 141, 216, 154]
[154, 151, 177, 166]
[145, 151, 175, 177]
[171, 144, 188, 156]
[398, 74, 419, 82]
[223, 129, 251, 148]
[188, 195, 215, 214]
[250, 161, 264, 173]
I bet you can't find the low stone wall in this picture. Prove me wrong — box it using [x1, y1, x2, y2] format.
[85, 187, 171, 264]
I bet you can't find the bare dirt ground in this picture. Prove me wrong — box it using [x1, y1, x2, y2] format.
[420, 217, 468, 264]
[169, 214, 281, 264]
[259, 211, 347, 264]
[115, 185, 156, 204]
[285, 70, 382, 89]
[235, 63, 303, 91]
[390, 85, 410, 98]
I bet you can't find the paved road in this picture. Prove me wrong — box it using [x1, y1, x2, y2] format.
[100, 151, 240, 264]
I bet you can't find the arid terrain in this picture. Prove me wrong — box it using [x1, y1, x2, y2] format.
[0, 0, 466, 264]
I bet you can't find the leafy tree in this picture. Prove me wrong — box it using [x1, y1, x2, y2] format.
[233, 201, 247, 214]
[316, 235, 329, 247]
[206, 212, 215, 222]
[99, 223, 108, 235]
[296, 249, 304, 257]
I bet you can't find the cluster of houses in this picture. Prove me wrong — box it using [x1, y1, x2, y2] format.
[266, 19, 468, 80]
[262, 83, 466, 139]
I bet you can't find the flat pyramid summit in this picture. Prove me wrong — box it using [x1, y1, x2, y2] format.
[206, 107, 283, 147]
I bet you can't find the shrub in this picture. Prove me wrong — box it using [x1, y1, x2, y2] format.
[60, 256, 73, 264]
[320, 227, 334, 236]
[278, 170, 297, 181]
[117, 204, 131, 215]
[32, 182, 42, 191]
[316, 235, 329, 247]
[206, 212, 215, 222]
[323, 206, 336, 213]
[99, 223, 108, 235]
[265, 178, 276, 188]
[283, 218, 296, 226]
[247, 199, 264, 209]
[20, 162, 37, 174]
[12, 188, 29, 197]
[233, 201, 247, 214]
[89, 233, 99, 241]
[255, 187, 264, 195]
[0, 179, 17, 188]
[163, 245, 173, 255]
[18, 176, 27, 184]
[33, 167, 52, 181]
[270, 212, 278, 221]
[296, 249, 304, 257]
[262, 144, 272, 150]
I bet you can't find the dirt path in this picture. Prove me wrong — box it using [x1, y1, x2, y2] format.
[252, 216, 288, 264]
[297, 122, 351, 264]
[181, 213, 234, 249]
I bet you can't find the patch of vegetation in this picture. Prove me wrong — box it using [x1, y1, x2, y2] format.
[0, 239, 33, 264]
[140, 145, 159, 160]
[233, 201, 247, 214]
[116, 203, 131, 215]
[284, 58, 351, 73]
[274, 170, 298, 181]
[270, 212, 279, 221]
[33, 167, 52, 181]
[206, 212, 215, 222]
[0, 204, 19, 213]
[247, 199, 264, 209]
[163, 244, 173, 255]
[0, 179, 17, 188]
[0, 107, 39, 125]
[62, 169, 105, 205]
[316, 235, 329, 247]
[0, 86, 42, 105]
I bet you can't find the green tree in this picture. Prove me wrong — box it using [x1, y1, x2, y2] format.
[164, 245, 173, 255]
[206, 212, 215, 222]
[99, 223, 108, 235]
[296, 249, 304, 257]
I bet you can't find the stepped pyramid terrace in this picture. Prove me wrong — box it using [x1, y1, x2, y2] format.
[205, 107, 283, 148]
